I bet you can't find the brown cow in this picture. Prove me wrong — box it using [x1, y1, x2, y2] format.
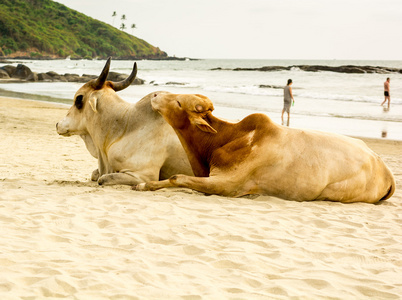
[135, 92, 395, 203]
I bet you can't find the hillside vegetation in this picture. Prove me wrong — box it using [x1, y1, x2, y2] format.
[0, 0, 167, 59]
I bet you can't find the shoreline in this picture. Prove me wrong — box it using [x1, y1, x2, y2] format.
[2, 83, 402, 141]
[4, 95, 402, 148]
[1, 96, 401, 298]
[4, 94, 402, 142]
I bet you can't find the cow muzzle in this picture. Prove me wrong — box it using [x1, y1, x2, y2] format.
[56, 121, 70, 136]
[151, 92, 170, 112]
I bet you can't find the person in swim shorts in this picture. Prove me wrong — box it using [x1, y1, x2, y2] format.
[381, 77, 391, 107]
[281, 79, 295, 126]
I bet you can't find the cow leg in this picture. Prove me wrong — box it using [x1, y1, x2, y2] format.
[170, 175, 239, 196]
[134, 179, 174, 191]
[136, 175, 239, 197]
[98, 172, 158, 186]
[318, 176, 375, 203]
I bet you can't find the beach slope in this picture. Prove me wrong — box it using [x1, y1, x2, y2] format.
[0, 97, 401, 298]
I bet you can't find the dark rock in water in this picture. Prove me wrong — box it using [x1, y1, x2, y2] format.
[295, 65, 367, 73]
[63, 73, 81, 82]
[132, 78, 145, 85]
[26, 72, 38, 82]
[0, 65, 16, 77]
[233, 66, 290, 72]
[107, 72, 126, 82]
[107, 71, 144, 85]
[46, 71, 60, 77]
[37, 73, 53, 81]
[14, 64, 32, 78]
[214, 64, 402, 74]
[58, 75, 68, 82]
[64, 73, 80, 77]
[78, 75, 98, 83]
[46, 71, 67, 81]
[0, 69, 10, 79]
[0, 63, 146, 85]
[0, 64, 34, 79]
[210, 67, 232, 71]
[260, 66, 289, 72]
[259, 84, 284, 89]
[166, 81, 186, 85]
[82, 74, 98, 79]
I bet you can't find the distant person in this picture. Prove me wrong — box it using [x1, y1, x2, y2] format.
[281, 79, 295, 126]
[381, 77, 391, 107]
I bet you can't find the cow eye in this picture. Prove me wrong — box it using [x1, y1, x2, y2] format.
[75, 95, 84, 109]
[177, 101, 181, 107]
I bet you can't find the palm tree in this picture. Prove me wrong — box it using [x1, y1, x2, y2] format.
[131, 24, 136, 34]
[120, 15, 127, 31]
[112, 11, 117, 26]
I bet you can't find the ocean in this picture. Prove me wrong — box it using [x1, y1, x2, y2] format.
[1, 58, 402, 140]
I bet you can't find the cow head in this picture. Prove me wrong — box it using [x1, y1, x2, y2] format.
[56, 58, 137, 136]
[151, 92, 217, 134]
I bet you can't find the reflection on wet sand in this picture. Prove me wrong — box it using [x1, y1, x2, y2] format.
[381, 106, 389, 138]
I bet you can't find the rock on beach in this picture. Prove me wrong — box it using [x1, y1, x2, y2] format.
[0, 64, 145, 84]
[213, 65, 402, 74]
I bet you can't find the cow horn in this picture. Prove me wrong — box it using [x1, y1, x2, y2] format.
[95, 57, 111, 89]
[112, 62, 138, 92]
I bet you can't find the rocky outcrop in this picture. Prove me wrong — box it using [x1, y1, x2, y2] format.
[107, 72, 145, 85]
[0, 64, 145, 85]
[1, 65, 17, 77]
[26, 73, 38, 82]
[259, 84, 284, 89]
[166, 81, 186, 85]
[14, 64, 33, 78]
[0, 69, 10, 79]
[234, 66, 289, 72]
[213, 65, 402, 74]
[37, 72, 54, 82]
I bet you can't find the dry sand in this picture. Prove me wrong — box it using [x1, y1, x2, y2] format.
[0, 97, 401, 299]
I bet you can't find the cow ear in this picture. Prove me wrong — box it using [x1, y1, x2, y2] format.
[89, 96, 98, 112]
[192, 117, 217, 134]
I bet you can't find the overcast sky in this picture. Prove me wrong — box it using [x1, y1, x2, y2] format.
[54, 0, 402, 60]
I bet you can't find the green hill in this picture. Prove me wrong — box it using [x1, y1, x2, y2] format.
[0, 0, 167, 59]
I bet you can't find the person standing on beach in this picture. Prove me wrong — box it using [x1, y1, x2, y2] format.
[281, 79, 295, 126]
[381, 77, 391, 107]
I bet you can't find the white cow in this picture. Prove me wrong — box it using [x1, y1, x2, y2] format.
[56, 59, 192, 185]
[136, 92, 395, 203]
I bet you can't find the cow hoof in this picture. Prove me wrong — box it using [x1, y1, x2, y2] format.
[134, 183, 147, 191]
[98, 176, 107, 186]
[91, 169, 100, 181]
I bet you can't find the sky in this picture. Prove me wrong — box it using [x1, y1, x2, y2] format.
[54, 0, 402, 60]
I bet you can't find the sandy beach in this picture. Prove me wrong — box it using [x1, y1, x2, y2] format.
[1, 96, 401, 299]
